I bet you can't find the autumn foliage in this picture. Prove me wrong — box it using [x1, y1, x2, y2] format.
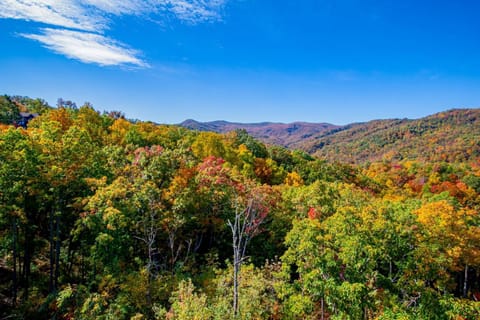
[0, 97, 479, 319]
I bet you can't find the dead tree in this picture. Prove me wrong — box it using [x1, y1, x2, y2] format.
[227, 198, 268, 318]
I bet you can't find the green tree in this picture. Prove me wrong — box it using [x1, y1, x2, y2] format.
[0, 128, 40, 304]
[0, 95, 20, 124]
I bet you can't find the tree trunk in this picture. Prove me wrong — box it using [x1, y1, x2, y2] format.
[389, 260, 393, 280]
[146, 239, 154, 307]
[22, 199, 33, 298]
[23, 222, 32, 299]
[54, 213, 61, 291]
[321, 297, 324, 320]
[49, 209, 55, 293]
[233, 256, 239, 317]
[463, 264, 468, 298]
[228, 200, 265, 319]
[11, 217, 18, 306]
[232, 227, 239, 317]
[80, 241, 85, 284]
[66, 234, 74, 280]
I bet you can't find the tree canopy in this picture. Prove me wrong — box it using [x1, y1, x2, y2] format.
[0, 96, 479, 319]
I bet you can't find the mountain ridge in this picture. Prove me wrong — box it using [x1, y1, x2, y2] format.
[180, 108, 480, 164]
[180, 119, 340, 148]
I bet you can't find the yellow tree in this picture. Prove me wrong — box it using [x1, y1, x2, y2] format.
[416, 200, 480, 297]
[192, 132, 226, 159]
[108, 118, 131, 146]
[30, 118, 97, 293]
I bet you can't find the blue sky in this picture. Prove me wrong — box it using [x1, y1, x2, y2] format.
[1, 0, 479, 124]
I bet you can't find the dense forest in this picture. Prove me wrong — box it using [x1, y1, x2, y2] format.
[182, 109, 480, 165]
[0, 95, 480, 319]
[306, 109, 480, 164]
[180, 119, 339, 149]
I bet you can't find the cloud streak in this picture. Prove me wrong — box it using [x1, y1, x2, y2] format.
[0, 0, 227, 30]
[161, 0, 226, 24]
[22, 28, 148, 67]
[0, 0, 227, 67]
[0, 0, 104, 31]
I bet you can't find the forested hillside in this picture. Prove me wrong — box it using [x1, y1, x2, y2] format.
[180, 119, 338, 148]
[305, 109, 480, 164]
[182, 109, 480, 165]
[0, 96, 479, 319]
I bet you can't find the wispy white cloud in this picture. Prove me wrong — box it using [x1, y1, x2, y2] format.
[0, 0, 227, 30]
[0, 0, 227, 66]
[0, 0, 104, 31]
[22, 28, 149, 67]
[160, 0, 226, 24]
[83, 0, 151, 16]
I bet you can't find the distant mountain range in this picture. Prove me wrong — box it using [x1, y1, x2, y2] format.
[180, 108, 480, 164]
[180, 119, 339, 148]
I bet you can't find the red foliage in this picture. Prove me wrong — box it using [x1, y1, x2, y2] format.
[133, 145, 163, 166]
[196, 156, 233, 189]
[430, 181, 466, 199]
[197, 155, 225, 173]
[243, 185, 278, 236]
[406, 177, 425, 193]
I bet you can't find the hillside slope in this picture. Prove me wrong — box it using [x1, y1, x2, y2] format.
[181, 109, 480, 164]
[180, 119, 339, 147]
[303, 109, 480, 163]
